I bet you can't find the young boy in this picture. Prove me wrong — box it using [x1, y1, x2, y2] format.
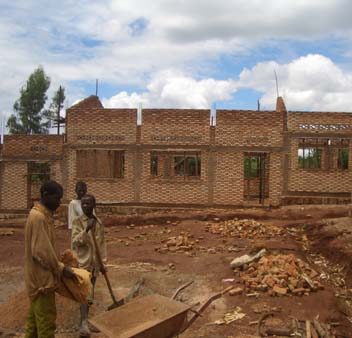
[25, 181, 76, 338]
[71, 194, 106, 337]
[68, 181, 87, 231]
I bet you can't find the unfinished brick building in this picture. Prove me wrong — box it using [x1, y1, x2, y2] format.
[0, 96, 351, 212]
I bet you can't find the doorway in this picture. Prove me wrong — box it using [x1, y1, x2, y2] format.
[243, 153, 269, 203]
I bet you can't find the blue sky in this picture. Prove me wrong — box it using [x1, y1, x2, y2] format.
[1, 0, 352, 128]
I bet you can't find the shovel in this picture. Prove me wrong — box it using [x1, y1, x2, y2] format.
[90, 222, 124, 310]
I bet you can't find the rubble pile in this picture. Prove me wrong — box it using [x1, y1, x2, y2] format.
[206, 219, 284, 239]
[155, 232, 196, 254]
[235, 254, 324, 296]
[309, 253, 346, 288]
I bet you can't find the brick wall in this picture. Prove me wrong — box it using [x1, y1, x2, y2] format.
[216, 110, 284, 147]
[50, 160, 63, 187]
[268, 152, 283, 205]
[2, 135, 63, 159]
[64, 148, 77, 201]
[66, 108, 137, 145]
[289, 169, 352, 193]
[212, 151, 282, 206]
[142, 109, 210, 145]
[213, 151, 244, 205]
[288, 112, 352, 133]
[0, 162, 27, 210]
[65, 148, 135, 203]
[2, 96, 352, 210]
[65, 104, 137, 202]
[213, 110, 284, 206]
[139, 150, 209, 205]
[286, 112, 352, 195]
[0, 134, 64, 210]
[288, 138, 352, 193]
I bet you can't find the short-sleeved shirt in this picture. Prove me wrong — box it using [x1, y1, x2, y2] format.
[68, 199, 83, 230]
[71, 214, 106, 276]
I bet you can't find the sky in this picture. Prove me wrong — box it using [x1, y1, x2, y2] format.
[1, 0, 352, 129]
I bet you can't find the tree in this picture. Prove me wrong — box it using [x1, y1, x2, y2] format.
[44, 86, 66, 134]
[7, 66, 51, 134]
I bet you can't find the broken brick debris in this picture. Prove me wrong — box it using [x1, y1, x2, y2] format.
[155, 232, 197, 255]
[233, 253, 324, 296]
[206, 219, 284, 239]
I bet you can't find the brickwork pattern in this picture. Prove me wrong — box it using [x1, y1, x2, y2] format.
[288, 112, 352, 133]
[288, 138, 352, 193]
[50, 160, 63, 187]
[216, 110, 284, 147]
[65, 148, 135, 203]
[139, 151, 209, 204]
[213, 151, 244, 205]
[268, 152, 283, 205]
[141, 109, 210, 145]
[0, 162, 28, 209]
[64, 148, 77, 201]
[69, 95, 103, 110]
[66, 108, 137, 144]
[3, 98, 352, 210]
[2, 135, 63, 159]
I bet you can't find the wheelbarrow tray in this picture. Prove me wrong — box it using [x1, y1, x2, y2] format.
[90, 294, 191, 338]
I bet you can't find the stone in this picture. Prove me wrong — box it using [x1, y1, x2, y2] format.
[0, 230, 14, 236]
[166, 238, 177, 247]
[292, 288, 307, 295]
[229, 287, 244, 296]
[158, 247, 169, 254]
[273, 285, 288, 295]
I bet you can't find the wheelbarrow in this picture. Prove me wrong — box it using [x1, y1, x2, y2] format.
[89, 285, 234, 338]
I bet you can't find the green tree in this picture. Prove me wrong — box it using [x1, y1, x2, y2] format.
[43, 86, 66, 134]
[7, 66, 51, 134]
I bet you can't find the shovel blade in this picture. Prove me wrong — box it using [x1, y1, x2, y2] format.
[107, 298, 124, 311]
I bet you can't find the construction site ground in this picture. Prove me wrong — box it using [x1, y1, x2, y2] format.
[1, 205, 352, 338]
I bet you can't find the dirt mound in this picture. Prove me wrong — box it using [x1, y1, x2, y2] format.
[0, 290, 79, 331]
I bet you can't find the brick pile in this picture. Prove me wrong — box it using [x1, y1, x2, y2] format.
[234, 254, 323, 296]
[155, 232, 196, 254]
[206, 219, 284, 239]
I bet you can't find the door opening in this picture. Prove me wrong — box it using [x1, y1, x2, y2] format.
[243, 153, 269, 203]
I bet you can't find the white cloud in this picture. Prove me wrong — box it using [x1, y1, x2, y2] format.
[103, 91, 147, 108]
[1, 1, 352, 116]
[103, 54, 352, 111]
[103, 70, 237, 108]
[238, 54, 352, 111]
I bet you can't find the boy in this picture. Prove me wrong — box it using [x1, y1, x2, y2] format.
[71, 194, 106, 337]
[68, 181, 87, 231]
[25, 181, 76, 338]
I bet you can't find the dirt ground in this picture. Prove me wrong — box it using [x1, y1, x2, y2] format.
[1, 205, 352, 338]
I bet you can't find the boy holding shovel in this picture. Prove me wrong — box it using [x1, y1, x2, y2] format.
[71, 194, 106, 337]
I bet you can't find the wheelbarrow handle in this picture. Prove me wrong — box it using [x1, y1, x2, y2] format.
[180, 285, 235, 333]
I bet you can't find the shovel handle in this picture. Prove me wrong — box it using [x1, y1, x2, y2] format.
[90, 225, 118, 303]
